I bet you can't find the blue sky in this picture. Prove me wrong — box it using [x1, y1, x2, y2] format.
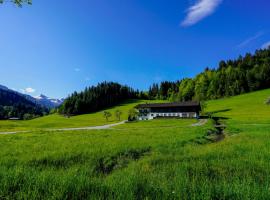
[0, 0, 269, 98]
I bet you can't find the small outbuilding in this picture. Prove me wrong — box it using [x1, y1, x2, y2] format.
[135, 101, 201, 120]
[8, 117, 20, 120]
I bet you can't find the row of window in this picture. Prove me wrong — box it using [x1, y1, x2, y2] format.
[150, 113, 193, 117]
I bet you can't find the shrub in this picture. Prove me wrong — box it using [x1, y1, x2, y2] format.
[128, 108, 138, 121]
[266, 97, 270, 105]
[103, 111, 112, 122]
[114, 110, 122, 121]
[23, 113, 33, 120]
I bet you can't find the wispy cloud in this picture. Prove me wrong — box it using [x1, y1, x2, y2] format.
[261, 41, 270, 49]
[85, 77, 91, 81]
[181, 0, 223, 27]
[237, 31, 265, 48]
[74, 68, 80, 72]
[20, 87, 35, 93]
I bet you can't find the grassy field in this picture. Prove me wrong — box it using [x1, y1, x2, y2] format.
[207, 89, 270, 124]
[0, 99, 163, 132]
[0, 89, 270, 199]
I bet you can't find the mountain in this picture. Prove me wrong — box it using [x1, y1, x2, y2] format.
[0, 85, 48, 119]
[0, 85, 9, 91]
[34, 94, 64, 109]
[0, 84, 63, 109]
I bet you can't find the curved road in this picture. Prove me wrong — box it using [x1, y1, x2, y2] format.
[0, 121, 127, 135]
[50, 120, 127, 131]
[0, 119, 207, 135]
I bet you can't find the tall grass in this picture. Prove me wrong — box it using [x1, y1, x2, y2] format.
[0, 89, 270, 199]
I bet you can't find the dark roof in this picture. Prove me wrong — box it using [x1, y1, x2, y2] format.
[135, 101, 200, 109]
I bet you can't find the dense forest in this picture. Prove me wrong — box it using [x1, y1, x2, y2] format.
[148, 48, 270, 101]
[0, 89, 48, 120]
[60, 48, 270, 116]
[59, 82, 145, 115]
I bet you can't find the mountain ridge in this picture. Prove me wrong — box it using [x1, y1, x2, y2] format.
[0, 84, 64, 109]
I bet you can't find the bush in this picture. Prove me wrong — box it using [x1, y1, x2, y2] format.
[114, 110, 122, 121]
[266, 97, 270, 105]
[128, 108, 138, 121]
[23, 113, 33, 120]
[103, 111, 112, 122]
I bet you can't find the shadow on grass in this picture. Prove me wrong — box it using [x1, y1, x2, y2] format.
[94, 147, 151, 175]
[207, 109, 232, 114]
[28, 153, 87, 169]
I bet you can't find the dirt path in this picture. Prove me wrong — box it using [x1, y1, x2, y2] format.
[49, 120, 127, 131]
[0, 121, 127, 135]
[0, 131, 29, 135]
[0, 119, 208, 135]
[191, 119, 208, 127]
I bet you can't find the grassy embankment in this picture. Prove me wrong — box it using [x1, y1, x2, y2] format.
[0, 89, 270, 199]
[0, 99, 163, 132]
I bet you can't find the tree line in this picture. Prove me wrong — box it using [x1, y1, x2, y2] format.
[60, 48, 270, 116]
[58, 82, 143, 116]
[148, 48, 270, 102]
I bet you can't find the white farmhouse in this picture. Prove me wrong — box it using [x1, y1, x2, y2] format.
[135, 102, 201, 120]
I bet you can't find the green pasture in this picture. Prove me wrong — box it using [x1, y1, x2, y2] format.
[0, 99, 163, 132]
[0, 89, 270, 199]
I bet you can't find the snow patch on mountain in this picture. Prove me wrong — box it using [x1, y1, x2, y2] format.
[0, 84, 64, 109]
[34, 94, 64, 108]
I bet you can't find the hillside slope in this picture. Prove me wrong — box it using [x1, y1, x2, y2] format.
[206, 88, 270, 123]
[0, 99, 162, 131]
[0, 90, 270, 199]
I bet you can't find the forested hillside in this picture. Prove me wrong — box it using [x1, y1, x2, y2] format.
[60, 48, 270, 116]
[149, 48, 270, 101]
[0, 88, 48, 120]
[59, 82, 145, 115]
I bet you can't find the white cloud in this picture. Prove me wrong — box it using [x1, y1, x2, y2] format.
[85, 77, 91, 81]
[74, 68, 80, 72]
[20, 87, 35, 93]
[262, 41, 270, 49]
[237, 31, 265, 48]
[181, 0, 223, 27]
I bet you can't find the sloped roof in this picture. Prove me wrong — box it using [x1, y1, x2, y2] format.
[135, 101, 200, 109]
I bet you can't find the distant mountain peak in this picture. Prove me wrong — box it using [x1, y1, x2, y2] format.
[0, 84, 9, 91]
[0, 84, 64, 109]
[34, 94, 64, 108]
[35, 94, 49, 99]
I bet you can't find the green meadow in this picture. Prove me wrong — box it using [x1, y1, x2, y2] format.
[0, 100, 163, 132]
[0, 89, 270, 199]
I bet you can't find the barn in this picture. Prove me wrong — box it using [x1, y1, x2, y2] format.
[135, 102, 201, 120]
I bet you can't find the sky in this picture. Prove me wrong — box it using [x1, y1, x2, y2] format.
[0, 0, 270, 98]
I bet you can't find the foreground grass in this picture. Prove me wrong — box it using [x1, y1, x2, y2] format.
[0, 119, 208, 199]
[0, 89, 270, 199]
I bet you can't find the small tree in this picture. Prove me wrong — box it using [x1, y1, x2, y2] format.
[114, 110, 122, 121]
[266, 97, 270, 105]
[200, 101, 207, 115]
[103, 111, 112, 122]
[128, 108, 138, 121]
[23, 113, 33, 120]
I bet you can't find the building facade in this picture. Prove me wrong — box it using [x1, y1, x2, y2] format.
[135, 102, 201, 120]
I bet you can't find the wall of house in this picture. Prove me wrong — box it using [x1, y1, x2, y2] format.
[138, 111, 198, 120]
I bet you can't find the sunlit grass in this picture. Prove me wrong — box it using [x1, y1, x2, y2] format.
[0, 89, 270, 199]
[0, 99, 164, 132]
